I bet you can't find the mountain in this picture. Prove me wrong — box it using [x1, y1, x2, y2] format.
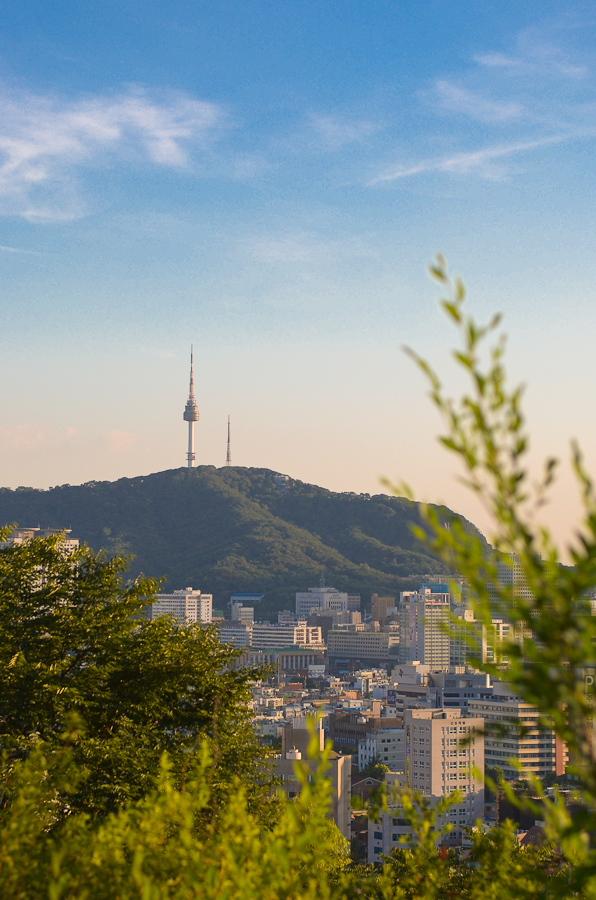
[0, 467, 486, 616]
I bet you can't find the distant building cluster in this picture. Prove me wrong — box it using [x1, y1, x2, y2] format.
[5, 528, 581, 856]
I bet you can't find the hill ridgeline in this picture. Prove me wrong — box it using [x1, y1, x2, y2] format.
[0, 467, 486, 616]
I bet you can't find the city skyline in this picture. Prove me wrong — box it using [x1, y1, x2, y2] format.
[1, 2, 595, 550]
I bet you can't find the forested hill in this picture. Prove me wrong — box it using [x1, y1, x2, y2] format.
[0, 467, 486, 616]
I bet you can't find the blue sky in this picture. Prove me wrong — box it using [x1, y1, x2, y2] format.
[1, 1, 595, 548]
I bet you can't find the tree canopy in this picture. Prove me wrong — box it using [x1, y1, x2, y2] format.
[0, 530, 270, 815]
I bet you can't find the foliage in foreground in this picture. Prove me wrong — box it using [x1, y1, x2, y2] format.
[0, 532, 272, 817]
[0, 733, 568, 900]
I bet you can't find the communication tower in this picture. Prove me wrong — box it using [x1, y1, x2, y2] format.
[183, 347, 199, 467]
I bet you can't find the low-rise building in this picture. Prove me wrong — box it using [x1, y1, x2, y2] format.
[327, 630, 399, 665]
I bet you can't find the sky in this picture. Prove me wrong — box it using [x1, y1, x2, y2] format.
[1, 1, 596, 552]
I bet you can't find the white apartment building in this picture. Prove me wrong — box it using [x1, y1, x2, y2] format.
[296, 586, 348, 618]
[150, 588, 212, 626]
[251, 623, 323, 650]
[398, 589, 451, 667]
[368, 707, 484, 860]
[359, 727, 406, 772]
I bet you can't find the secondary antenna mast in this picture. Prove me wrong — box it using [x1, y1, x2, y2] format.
[226, 415, 232, 466]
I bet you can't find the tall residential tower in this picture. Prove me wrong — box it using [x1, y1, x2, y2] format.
[183, 347, 200, 467]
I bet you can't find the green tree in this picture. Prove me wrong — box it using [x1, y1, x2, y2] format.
[396, 255, 596, 896]
[0, 530, 271, 816]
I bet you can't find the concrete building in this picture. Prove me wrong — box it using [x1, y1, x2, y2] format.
[450, 607, 512, 667]
[296, 586, 349, 618]
[468, 682, 564, 781]
[276, 719, 352, 840]
[398, 588, 451, 667]
[358, 726, 406, 772]
[347, 594, 362, 611]
[150, 588, 212, 626]
[388, 663, 437, 716]
[368, 708, 484, 859]
[251, 623, 323, 651]
[0, 526, 79, 554]
[231, 592, 264, 606]
[217, 622, 252, 648]
[329, 709, 402, 753]
[307, 609, 361, 641]
[231, 602, 254, 625]
[371, 594, 396, 625]
[327, 630, 399, 666]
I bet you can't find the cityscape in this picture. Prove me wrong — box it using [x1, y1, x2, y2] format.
[2, 1, 596, 897]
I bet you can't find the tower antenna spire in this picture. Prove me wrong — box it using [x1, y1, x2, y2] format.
[183, 346, 200, 467]
[226, 415, 232, 466]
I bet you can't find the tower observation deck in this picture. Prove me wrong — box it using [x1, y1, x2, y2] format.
[183, 347, 199, 467]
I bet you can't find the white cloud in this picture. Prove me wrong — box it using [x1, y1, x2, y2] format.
[0, 85, 225, 221]
[370, 135, 567, 184]
[434, 80, 523, 122]
[0, 425, 76, 450]
[99, 430, 141, 454]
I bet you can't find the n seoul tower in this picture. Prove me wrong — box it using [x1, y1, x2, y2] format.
[183, 347, 200, 467]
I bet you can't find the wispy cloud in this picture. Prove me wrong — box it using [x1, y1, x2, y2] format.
[433, 81, 524, 123]
[307, 113, 378, 150]
[0, 244, 41, 254]
[243, 232, 378, 265]
[373, 26, 595, 187]
[0, 85, 225, 221]
[370, 135, 568, 184]
[474, 30, 590, 80]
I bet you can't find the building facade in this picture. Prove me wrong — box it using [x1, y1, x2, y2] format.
[150, 588, 212, 626]
[398, 588, 451, 667]
[296, 586, 349, 618]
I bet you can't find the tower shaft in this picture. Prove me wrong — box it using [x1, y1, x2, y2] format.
[188, 420, 195, 467]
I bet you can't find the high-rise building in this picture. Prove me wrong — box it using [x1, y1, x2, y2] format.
[468, 683, 565, 781]
[150, 588, 212, 626]
[182, 347, 200, 468]
[398, 588, 451, 667]
[368, 708, 484, 859]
